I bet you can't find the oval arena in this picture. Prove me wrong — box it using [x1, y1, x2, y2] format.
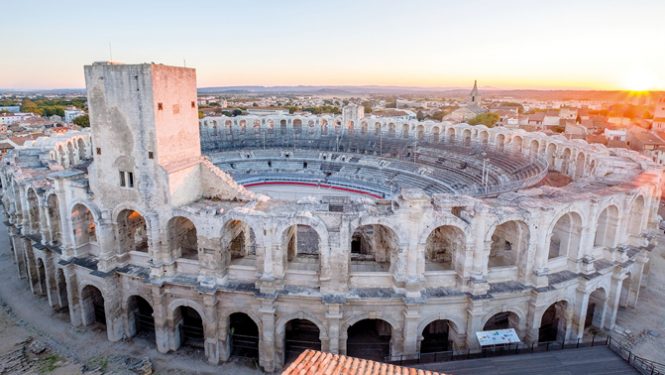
[1, 62, 662, 372]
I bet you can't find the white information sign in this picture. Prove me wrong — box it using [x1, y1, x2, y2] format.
[475, 328, 521, 346]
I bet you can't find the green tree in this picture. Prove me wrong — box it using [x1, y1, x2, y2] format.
[72, 114, 90, 127]
[467, 112, 500, 127]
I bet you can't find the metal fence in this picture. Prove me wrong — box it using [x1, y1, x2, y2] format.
[385, 335, 665, 375]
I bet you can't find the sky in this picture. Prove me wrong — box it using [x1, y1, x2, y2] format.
[2, 0, 665, 90]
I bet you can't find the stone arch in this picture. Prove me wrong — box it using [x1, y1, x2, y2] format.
[228, 312, 260, 360]
[55, 267, 68, 311]
[495, 133, 506, 151]
[388, 122, 396, 137]
[594, 205, 619, 248]
[350, 223, 400, 272]
[539, 300, 569, 342]
[36, 257, 47, 296]
[574, 152, 586, 178]
[446, 127, 455, 141]
[512, 135, 523, 153]
[548, 211, 583, 259]
[221, 219, 256, 265]
[77, 138, 86, 160]
[416, 125, 425, 141]
[67, 141, 76, 165]
[584, 287, 608, 330]
[283, 318, 322, 363]
[80, 284, 106, 326]
[374, 122, 382, 136]
[529, 139, 540, 157]
[116, 208, 148, 253]
[419, 319, 459, 353]
[432, 126, 440, 143]
[167, 216, 198, 260]
[479, 130, 489, 146]
[483, 311, 521, 332]
[561, 148, 572, 175]
[173, 305, 204, 350]
[462, 128, 472, 146]
[424, 225, 465, 271]
[488, 220, 529, 268]
[546, 143, 557, 169]
[283, 224, 320, 267]
[71, 203, 97, 248]
[628, 195, 645, 236]
[401, 123, 409, 138]
[346, 318, 393, 361]
[127, 295, 155, 341]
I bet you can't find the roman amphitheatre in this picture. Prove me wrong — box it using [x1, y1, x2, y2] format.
[0, 62, 662, 373]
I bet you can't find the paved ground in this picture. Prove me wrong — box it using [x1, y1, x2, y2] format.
[419, 346, 637, 375]
[613, 230, 665, 363]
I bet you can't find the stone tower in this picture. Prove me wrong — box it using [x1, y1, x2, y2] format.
[342, 103, 364, 129]
[84, 62, 203, 208]
[469, 80, 481, 105]
[653, 96, 665, 131]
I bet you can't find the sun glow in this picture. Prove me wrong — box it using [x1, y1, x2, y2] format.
[621, 71, 656, 92]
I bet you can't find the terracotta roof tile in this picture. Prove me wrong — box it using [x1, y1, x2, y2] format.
[282, 350, 444, 375]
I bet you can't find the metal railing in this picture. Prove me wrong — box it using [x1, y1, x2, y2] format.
[384, 335, 665, 375]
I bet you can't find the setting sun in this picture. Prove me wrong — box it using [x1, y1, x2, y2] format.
[621, 71, 656, 91]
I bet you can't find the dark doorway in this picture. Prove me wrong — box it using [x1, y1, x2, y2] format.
[176, 306, 204, 349]
[421, 320, 452, 353]
[129, 296, 155, 341]
[82, 285, 106, 326]
[347, 319, 391, 361]
[56, 268, 68, 313]
[230, 313, 259, 359]
[284, 319, 321, 363]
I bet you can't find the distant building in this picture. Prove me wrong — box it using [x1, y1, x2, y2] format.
[445, 80, 487, 122]
[0, 112, 31, 125]
[559, 107, 578, 121]
[245, 108, 289, 116]
[64, 108, 85, 123]
[653, 97, 665, 131]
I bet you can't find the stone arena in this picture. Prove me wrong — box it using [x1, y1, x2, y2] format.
[1, 62, 662, 372]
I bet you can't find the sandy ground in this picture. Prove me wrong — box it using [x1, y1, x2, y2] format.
[613, 230, 665, 364]
[0, 221, 265, 374]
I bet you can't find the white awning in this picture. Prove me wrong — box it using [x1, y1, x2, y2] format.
[476, 328, 521, 346]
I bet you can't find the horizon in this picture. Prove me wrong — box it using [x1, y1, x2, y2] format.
[1, 0, 664, 91]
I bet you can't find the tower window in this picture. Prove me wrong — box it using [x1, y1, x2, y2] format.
[157, 103, 163, 110]
[96, 147, 101, 155]
[148, 151, 154, 159]
[119, 171, 126, 187]
[119, 171, 135, 188]
[191, 101, 196, 108]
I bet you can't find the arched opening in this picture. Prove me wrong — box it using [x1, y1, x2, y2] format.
[489, 220, 529, 268]
[361, 122, 368, 135]
[36, 258, 47, 297]
[402, 123, 409, 138]
[71, 203, 97, 248]
[294, 118, 303, 134]
[496, 134, 506, 152]
[374, 122, 381, 136]
[229, 313, 259, 360]
[77, 138, 86, 160]
[47, 194, 61, 244]
[67, 142, 76, 165]
[584, 288, 607, 331]
[388, 123, 396, 137]
[425, 225, 464, 271]
[561, 148, 572, 175]
[512, 136, 523, 153]
[284, 319, 321, 363]
[432, 127, 440, 143]
[628, 196, 645, 236]
[174, 306, 204, 349]
[574, 153, 585, 178]
[55, 268, 68, 312]
[446, 128, 455, 142]
[417, 125, 425, 141]
[128, 296, 155, 342]
[549, 212, 582, 259]
[12, 182, 23, 223]
[346, 319, 392, 361]
[284, 224, 320, 269]
[81, 285, 105, 326]
[350, 224, 398, 272]
[619, 274, 633, 308]
[539, 301, 568, 343]
[117, 209, 148, 253]
[546, 144, 556, 170]
[222, 220, 256, 266]
[168, 216, 198, 260]
[420, 320, 457, 353]
[26, 188, 40, 234]
[529, 140, 539, 157]
[479, 131, 489, 146]
[483, 311, 519, 331]
[463, 129, 472, 146]
[594, 205, 619, 248]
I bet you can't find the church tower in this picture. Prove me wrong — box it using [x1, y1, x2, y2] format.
[654, 97, 665, 131]
[84, 62, 203, 209]
[469, 80, 481, 106]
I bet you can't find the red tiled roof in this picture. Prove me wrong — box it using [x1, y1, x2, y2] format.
[282, 350, 444, 375]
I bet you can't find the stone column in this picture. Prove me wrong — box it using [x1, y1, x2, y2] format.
[606, 273, 624, 330]
[465, 300, 486, 351]
[325, 303, 342, 354]
[62, 265, 82, 327]
[402, 305, 421, 356]
[151, 286, 170, 353]
[258, 298, 276, 372]
[96, 211, 118, 272]
[524, 297, 541, 345]
[39, 203, 51, 245]
[203, 293, 221, 365]
[54, 185, 75, 259]
[9, 226, 26, 279]
[103, 279, 124, 342]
